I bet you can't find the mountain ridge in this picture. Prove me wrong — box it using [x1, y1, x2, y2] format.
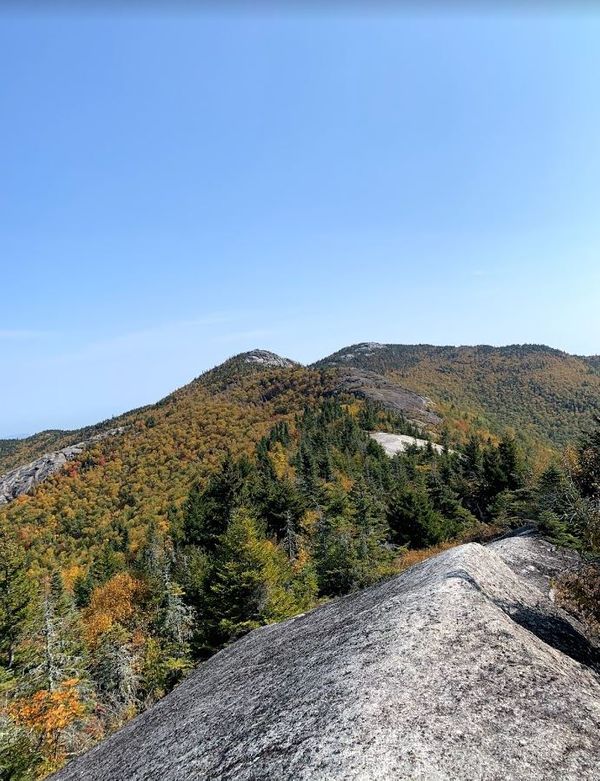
[2, 341, 599, 778]
[316, 342, 600, 448]
[3, 341, 598, 486]
[4, 341, 598, 470]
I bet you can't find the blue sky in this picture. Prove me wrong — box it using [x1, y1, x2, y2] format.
[1, 8, 600, 437]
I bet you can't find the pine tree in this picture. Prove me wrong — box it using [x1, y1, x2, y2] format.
[427, 470, 476, 535]
[348, 479, 391, 587]
[463, 435, 483, 479]
[313, 488, 361, 597]
[253, 475, 305, 544]
[206, 508, 302, 645]
[0, 536, 34, 670]
[73, 544, 122, 608]
[497, 436, 526, 491]
[387, 486, 445, 548]
[182, 454, 253, 549]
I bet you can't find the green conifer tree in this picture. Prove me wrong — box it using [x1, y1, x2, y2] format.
[207, 508, 303, 645]
[0, 536, 34, 670]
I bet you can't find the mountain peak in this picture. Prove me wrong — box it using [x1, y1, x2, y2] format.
[196, 349, 300, 388]
[238, 349, 299, 368]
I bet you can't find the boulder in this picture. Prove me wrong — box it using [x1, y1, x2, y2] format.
[51, 534, 600, 781]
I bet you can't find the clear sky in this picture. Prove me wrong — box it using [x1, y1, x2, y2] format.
[1, 7, 600, 437]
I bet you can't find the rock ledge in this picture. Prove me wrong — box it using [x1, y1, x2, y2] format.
[52, 535, 600, 781]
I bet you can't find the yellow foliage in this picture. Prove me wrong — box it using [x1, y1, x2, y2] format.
[269, 441, 290, 480]
[300, 509, 319, 535]
[61, 564, 84, 592]
[83, 572, 146, 646]
[337, 473, 354, 493]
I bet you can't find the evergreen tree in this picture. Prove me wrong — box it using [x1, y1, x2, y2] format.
[358, 400, 378, 431]
[206, 508, 303, 646]
[348, 479, 391, 587]
[74, 544, 122, 608]
[253, 475, 305, 545]
[574, 419, 600, 499]
[463, 435, 483, 479]
[313, 489, 360, 596]
[387, 487, 445, 548]
[182, 454, 253, 550]
[427, 470, 476, 535]
[497, 436, 526, 491]
[0, 536, 34, 670]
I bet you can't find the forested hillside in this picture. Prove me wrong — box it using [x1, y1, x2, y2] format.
[316, 343, 600, 449]
[0, 346, 599, 779]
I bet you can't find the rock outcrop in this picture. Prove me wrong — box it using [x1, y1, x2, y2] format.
[332, 367, 441, 426]
[241, 349, 299, 368]
[52, 533, 600, 781]
[370, 431, 449, 455]
[0, 428, 124, 504]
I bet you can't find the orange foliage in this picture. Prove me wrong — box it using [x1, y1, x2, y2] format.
[83, 572, 146, 646]
[9, 679, 84, 757]
[394, 541, 460, 573]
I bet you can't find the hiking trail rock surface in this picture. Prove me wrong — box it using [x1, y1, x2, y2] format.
[52, 533, 600, 781]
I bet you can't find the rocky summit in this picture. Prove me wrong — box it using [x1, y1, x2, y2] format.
[51, 533, 600, 781]
[241, 349, 298, 368]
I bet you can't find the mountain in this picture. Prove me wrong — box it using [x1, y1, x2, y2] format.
[0, 351, 299, 477]
[2, 343, 599, 779]
[0, 350, 322, 568]
[50, 532, 600, 781]
[315, 343, 600, 448]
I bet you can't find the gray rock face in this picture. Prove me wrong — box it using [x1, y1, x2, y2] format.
[370, 431, 450, 455]
[242, 350, 298, 368]
[52, 534, 600, 781]
[334, 367, 442, 426]
[0, 428, 124, 504]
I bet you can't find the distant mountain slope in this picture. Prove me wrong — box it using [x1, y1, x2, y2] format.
[51, 533, 600, 781]
[0, 428, 125, 505]
[316, 343, 600, 447]
[0, 352, 299, 475]
[0, 425, 115, 475]
[0, 351, 300, 480]
[0, 410, 148, 475]
[329, 367, 441, 427]
[0, 351, 328, 573]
